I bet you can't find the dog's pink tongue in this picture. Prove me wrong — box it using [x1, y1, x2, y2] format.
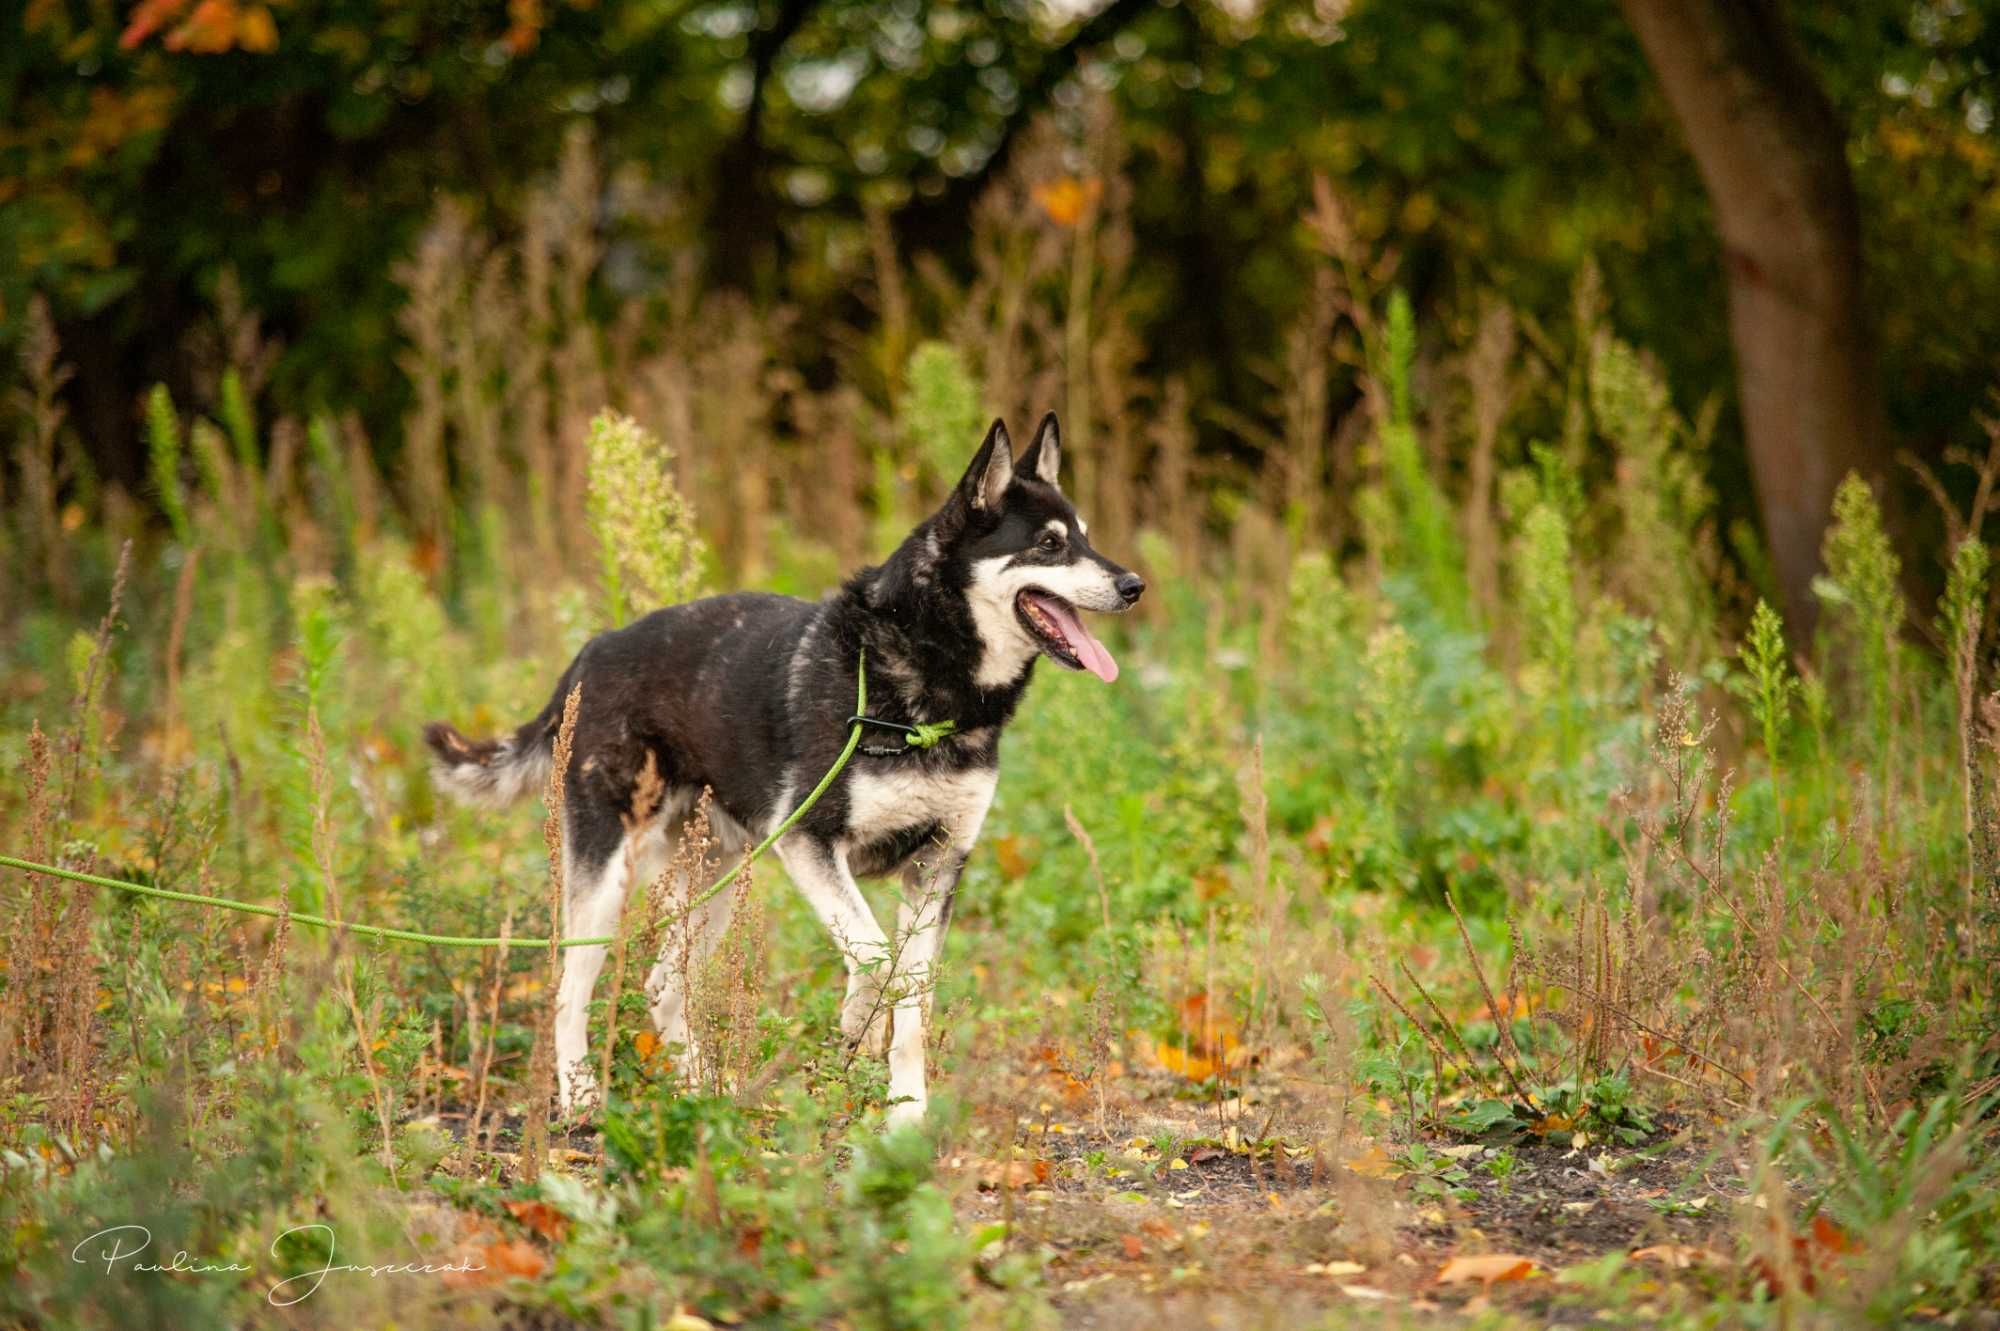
[1041, 598, 1119, 682]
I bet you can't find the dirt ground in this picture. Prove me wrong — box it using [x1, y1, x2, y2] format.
[947, 1059, 1742, 1328]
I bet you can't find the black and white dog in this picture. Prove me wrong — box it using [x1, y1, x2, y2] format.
[425, 413, 1142, 1125]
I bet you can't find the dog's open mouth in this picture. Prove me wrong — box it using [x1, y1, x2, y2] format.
[1016, 589, 1119, 682]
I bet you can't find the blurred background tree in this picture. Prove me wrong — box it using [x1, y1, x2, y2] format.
[5, 0, 1998, 592]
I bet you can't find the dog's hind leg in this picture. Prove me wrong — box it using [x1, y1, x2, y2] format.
[553, 850, 624, 1115]
[643, 804, 748, 1083]
[884, 851, 965, 1129]
[644, 874, 740, 1084]
[772, 836, 893, 1050]
[554, 818, 669, 1115]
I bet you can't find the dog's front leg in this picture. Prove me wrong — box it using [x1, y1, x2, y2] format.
[772, 837, 893, 1049]
[884, 850, 965, 1129]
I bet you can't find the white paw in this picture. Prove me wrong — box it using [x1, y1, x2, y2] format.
[884, 1097, 927, 1131]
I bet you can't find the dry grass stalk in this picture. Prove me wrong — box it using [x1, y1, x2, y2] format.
[309, 708, 398, 1175]
[392, 212, 455, 551]
[162, 546, 202, 759]
[1443, 889, 1533, 1107]
[1278, 265, 1338, 541]
[1367, 971, 1472, 1118]
[466, 905, 514, 1151]
[867, 202, 912, 401]
[56, 540, 132, 837]
[600, 754, 666, 1100]
[1462, 302, 1517, 623]
[688, 865, 762, 1096]
[1149, 377, 1200, 574]
[1, 725, 54, 1084]
[10, 295, 76, 605]
[1064, 803, 1117, 1136]
[521, 682, 582, 1179]
[248, 875, 292, 1059]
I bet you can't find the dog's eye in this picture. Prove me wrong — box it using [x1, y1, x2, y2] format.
[1037, 532, 1064, 553]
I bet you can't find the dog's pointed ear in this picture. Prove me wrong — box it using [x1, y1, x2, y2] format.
[958, 418, 1014, 514]
[1020, 412, 1061, 487]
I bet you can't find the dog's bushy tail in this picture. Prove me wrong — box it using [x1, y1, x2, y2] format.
[424, 694, 561, 809]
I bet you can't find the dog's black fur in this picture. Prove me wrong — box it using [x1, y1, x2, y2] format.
[426, 413, 1140, 885]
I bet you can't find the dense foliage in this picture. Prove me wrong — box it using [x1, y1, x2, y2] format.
[9, 0, 2000, 534]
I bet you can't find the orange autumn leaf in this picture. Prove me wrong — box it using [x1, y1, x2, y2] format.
[505, 0, 543, 53]
[485, 1238, 548, 1278]
[1749, 1213, 1859, 1294]
[504, 1199, 569, 1243]
[1031, 176, 1102, 227]
[1031, 1043, 1091, 1101]
[1809, 1214, 1855, 1254]
[168, 0, 240, 53]
[1469, 990, 1543, 1022]
[975, 1157, 1050, 1190]
[1144, 990, 1245, 1081]
[236, 4, 277, 52]
[991, 833, 1033, 880]
[1120, 1233, 1145, 1260]
[121, 0, 190, 48]
[1150, 1041, 1221, 1081]
[1436, 1254, 1536, 1286]
[446, 1236, 547, 1287]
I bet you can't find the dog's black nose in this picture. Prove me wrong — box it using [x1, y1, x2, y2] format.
[1115, 572, 1145, 605]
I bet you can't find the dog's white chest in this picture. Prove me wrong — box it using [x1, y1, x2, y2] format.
[844, 765, 997, 845]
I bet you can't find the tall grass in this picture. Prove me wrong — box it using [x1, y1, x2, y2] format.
[1, 114, 1996, 1328]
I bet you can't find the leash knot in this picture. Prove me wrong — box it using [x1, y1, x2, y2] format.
[849, 713, 959, 756]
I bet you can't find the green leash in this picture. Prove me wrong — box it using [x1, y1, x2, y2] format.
[0, 653, 950, 951]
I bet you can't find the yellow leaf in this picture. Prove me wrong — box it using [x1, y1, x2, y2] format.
[1437, 1254, 1537, 1286]
[236, 4, 277, 51]
[1030, 176, 1102, 227]
[1342, 1144, 1405, 1180]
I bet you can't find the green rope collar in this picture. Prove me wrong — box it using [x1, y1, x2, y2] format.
[0, 652, 935, 951]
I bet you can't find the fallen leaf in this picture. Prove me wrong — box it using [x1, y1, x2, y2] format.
[1120, 1233, 1146, 1260]
[1343, 1144, 1405, 1180]
[1303, 1260, 1368, 1277]
[1031, 176, 1103, 227]
[1748, 1212, 1859, 1294]
[1631, 1244, 1730, 1270]
[1809, 1214, 1855, 1254]
[1188, 1145, 1225, 1165]
[1436, 1254, 1536, 1286]
[504, 1199, 569, 1243]
[1340, 1284, 1396, 1300]
[976, 1158, 1050, 1190]
[992, 834, 1034, 880]
[483, 1238, 547, 1279]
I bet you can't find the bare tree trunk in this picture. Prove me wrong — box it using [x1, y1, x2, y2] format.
[708, 0, 820, 293]
[1621, 0, 1888, 634]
